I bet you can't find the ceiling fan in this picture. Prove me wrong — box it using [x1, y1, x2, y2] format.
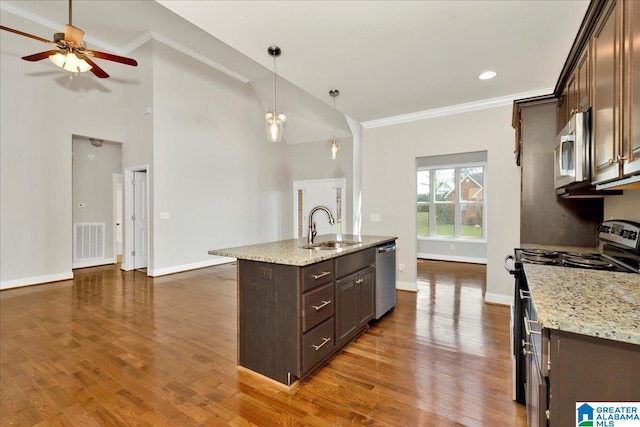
[0, 0, 137, 78]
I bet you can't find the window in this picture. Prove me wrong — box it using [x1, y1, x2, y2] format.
[417, 164, 485, 239]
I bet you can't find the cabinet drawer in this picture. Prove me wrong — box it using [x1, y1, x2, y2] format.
[336, 248, 375, 278]
[301, 260, 335, 292]
[302, 283, 335, 333]
[302, 317, 335, 373]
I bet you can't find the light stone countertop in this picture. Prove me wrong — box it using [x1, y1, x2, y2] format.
[208, 234, 397, 267]
[524, 264, 640, 345]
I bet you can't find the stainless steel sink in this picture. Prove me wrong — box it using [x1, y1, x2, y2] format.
[300, 240, 361, 250]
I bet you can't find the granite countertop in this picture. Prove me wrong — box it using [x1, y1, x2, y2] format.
[524, 264, 640, 345]
[208, 234, 397, 267]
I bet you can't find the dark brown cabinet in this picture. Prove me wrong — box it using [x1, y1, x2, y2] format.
[545, 330, 640, 426]
[336, 265, 374, 346]
[622, 0, 640, 177]
[591, 0, 640, 185]
[237, 247, 376, 385]
[558, 46, 591, 134]
[592, 0, 623, 184]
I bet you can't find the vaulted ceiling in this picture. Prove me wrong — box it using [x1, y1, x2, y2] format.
[1, 0, 589, 140]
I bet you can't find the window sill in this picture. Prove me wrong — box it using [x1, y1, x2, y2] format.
[417, 236, 487, 244]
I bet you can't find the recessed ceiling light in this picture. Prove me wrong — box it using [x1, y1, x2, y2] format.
[479, 71, 497, 80]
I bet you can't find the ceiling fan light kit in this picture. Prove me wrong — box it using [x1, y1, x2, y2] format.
[265, 45, 286, 142]
[49, 51, 92, 73]
[0, 0, 137, 79]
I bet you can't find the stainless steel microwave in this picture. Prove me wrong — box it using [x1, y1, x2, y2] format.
[553, 110, 590, 189]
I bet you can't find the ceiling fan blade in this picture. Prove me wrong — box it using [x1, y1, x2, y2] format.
[80, 55, 109, 78]
[1, 25, 55, 45]
[22, 50, 60, 62]
[87, 50, 138, 67]
[64, 24, 84, 45]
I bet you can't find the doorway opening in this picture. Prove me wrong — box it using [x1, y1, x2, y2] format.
[122, 165, 149, 272]
[72, 136, 122, 269]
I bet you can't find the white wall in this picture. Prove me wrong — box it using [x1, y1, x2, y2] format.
[149, 42, 292, 275]
[0, 50, 128, 289]
[604, 191, 640, 222]
[361, 105, 520, 304]
[122, 41, 154, 272]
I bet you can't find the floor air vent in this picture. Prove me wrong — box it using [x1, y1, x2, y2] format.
[74, 223, 105, 261]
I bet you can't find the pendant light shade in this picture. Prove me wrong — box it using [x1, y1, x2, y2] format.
[266, 46, 286, 142]
[329, 89, 340, 160]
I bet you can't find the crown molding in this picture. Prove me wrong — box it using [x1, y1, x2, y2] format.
[144, 31, 250, 83]
[361, 88, 554, 129]
[0, 1, 250, 84]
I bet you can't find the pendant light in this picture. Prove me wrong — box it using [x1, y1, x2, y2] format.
[265, 46, 286, 142]
[329, 89, 340, 160]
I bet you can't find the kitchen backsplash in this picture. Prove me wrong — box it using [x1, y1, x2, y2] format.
[604, 192, 640, 223]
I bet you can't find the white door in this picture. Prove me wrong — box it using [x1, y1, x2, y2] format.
[293, 178, 346, 238]
[133, 171, 148, 269]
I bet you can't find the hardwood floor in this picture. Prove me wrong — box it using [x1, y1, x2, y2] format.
[0, 260, 526, 426]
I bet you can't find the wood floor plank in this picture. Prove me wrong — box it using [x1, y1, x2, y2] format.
[1, 260, 526, 426]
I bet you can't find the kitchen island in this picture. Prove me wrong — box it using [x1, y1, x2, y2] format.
[523, 264, 640, 426]
[209, 234, 396, 385]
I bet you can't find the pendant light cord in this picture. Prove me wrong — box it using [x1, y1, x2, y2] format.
[332, 96, 336, 139]
[272, 55, 277, 112]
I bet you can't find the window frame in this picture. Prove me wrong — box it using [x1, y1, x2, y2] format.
[417, 161, 487, 242]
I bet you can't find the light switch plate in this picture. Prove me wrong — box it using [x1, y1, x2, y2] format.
[159, 212, 170, 219]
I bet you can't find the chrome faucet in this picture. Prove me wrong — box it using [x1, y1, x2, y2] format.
[308, 206, 335, 244]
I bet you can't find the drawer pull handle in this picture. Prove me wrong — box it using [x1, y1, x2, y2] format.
[312, 337, 331, 351]
[355, 278, 363, 284]
[312, 300, 332, 311]
[312, 271, 331, 280]
[524, 316, 541, 336]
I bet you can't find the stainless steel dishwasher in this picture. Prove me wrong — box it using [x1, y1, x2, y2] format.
[375, 242, 396, 319]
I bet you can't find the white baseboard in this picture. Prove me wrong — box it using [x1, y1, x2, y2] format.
[1, 271, 74, 290]
[148, 257, 236, 277]
[72, 257, 116, 269]
[484, 292, 512, 306]
[396, 280, 418, 292]
[417, 253, 487, 264]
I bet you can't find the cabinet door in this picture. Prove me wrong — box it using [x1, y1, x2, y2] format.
[623, 0, 640, 176]
[576, 47, 590, 112]
[357, 266, 375, 327]
[592, 0, 623, 184]
[336, 273, 357, 345]
[567, 71, 578, 118]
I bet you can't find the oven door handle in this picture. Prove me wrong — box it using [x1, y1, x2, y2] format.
[504, 254, 516, 275]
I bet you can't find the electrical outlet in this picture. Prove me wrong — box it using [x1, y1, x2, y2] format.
[450, 243, 455, 250]
[370, 213, 381, 222]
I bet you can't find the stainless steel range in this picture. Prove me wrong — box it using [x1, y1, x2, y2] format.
[516, 220, 640, 273]
[505, 219, 640, 405]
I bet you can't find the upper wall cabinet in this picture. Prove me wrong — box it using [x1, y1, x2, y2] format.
[591, 0, 623, 184]
[592, 0, 640, 186]
[622, 0, 640, 178]
[557, 46, 591, 134]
